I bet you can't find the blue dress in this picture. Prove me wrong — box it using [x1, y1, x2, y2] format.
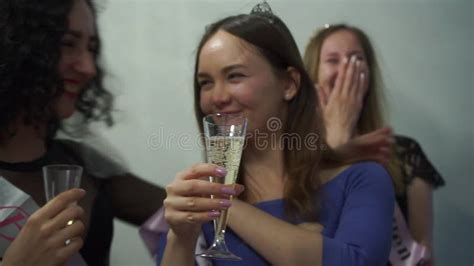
[156, 162, 395, 265]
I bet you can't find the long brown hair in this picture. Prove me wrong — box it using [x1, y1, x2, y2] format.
[303, 24, 404, 194]
[194, 14, 323, 220]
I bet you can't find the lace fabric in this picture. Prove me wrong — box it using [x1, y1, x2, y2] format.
[394, 135, 445, 188]
[388, 135, 443, 266]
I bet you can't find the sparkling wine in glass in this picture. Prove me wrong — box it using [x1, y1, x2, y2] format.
[196, 113, 247, 261]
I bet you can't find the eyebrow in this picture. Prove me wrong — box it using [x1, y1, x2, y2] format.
[197, 64, 246, 79]
[221, 64, 245, 73]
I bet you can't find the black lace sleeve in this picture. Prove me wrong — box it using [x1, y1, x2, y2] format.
[394, 135, 445, 188]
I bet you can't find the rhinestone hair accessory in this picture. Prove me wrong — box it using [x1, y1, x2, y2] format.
[251, 0, 273, 14]
[250, 0, 275, 23]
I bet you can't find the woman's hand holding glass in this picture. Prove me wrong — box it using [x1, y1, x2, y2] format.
[163, 163, 244, 240]
[2, 189, 86, 266]
[317, 55, 369, 148]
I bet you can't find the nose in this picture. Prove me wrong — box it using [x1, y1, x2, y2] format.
[74, 51, 97, 80]
[328, 58, 350, 89]
[328, 68, 339, 90]
[211, 82, 232, 110]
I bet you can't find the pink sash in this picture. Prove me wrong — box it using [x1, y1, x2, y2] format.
[389, 203, 431, 265]
[138, 207, 169, 257]
[0, 177, 86, 265]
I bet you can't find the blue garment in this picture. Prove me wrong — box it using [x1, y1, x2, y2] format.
[156, 162, 395, 265]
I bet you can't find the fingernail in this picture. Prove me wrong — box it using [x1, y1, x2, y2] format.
[235, 185, 245, 194]
[221, 186, 236, 195]
[208, 211, 220, 218]
[215, 167, 227, 177]
[351, 55, 357, 63]
[219, 199, 232, 208]
[343, 56, 349, 64]
[360, 73, 365, 79]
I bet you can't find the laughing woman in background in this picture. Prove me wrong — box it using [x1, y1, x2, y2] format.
[303, 24, 445, 265]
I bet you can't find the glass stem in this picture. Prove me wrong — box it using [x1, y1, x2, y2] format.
[213, 208, 229, 243]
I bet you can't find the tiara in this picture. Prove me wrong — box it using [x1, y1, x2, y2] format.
[250, 1, 275, 23]
[250, 0, 273, 14]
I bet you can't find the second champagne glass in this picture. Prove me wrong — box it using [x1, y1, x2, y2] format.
[196, 113, 247, 261]
[43, 164, 83, 202]
[43, 164, 83, 228]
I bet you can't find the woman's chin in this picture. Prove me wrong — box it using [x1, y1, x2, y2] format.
[55, 106, 76, 120]
[55, 97, 78, 119]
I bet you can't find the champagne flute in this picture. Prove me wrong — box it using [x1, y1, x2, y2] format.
[196, 113, 247, 261]
[43, 164, 83, 229]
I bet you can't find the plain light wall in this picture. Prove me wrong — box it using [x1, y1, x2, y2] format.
[90, 0, 473, 265]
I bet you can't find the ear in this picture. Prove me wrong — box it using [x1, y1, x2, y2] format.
[283, 67, 301, 101]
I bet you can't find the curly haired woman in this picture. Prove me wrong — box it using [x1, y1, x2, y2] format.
[0, 0, 165, 265]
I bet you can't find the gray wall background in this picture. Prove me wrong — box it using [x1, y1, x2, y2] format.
[88, 0, 472, 265]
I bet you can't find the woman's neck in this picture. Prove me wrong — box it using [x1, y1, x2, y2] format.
[0, 120, 47, 163]
[240, 140, 286, 203]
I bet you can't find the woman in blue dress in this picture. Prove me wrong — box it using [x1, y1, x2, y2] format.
[157, 5, 395, 266]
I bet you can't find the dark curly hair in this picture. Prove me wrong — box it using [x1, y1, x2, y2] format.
[0, 0, 114, 140]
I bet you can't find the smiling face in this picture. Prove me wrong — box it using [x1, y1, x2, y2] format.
[197, 30, 291, 134]
[317, 29, 370, 94]
[55, 0, 98, 119]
